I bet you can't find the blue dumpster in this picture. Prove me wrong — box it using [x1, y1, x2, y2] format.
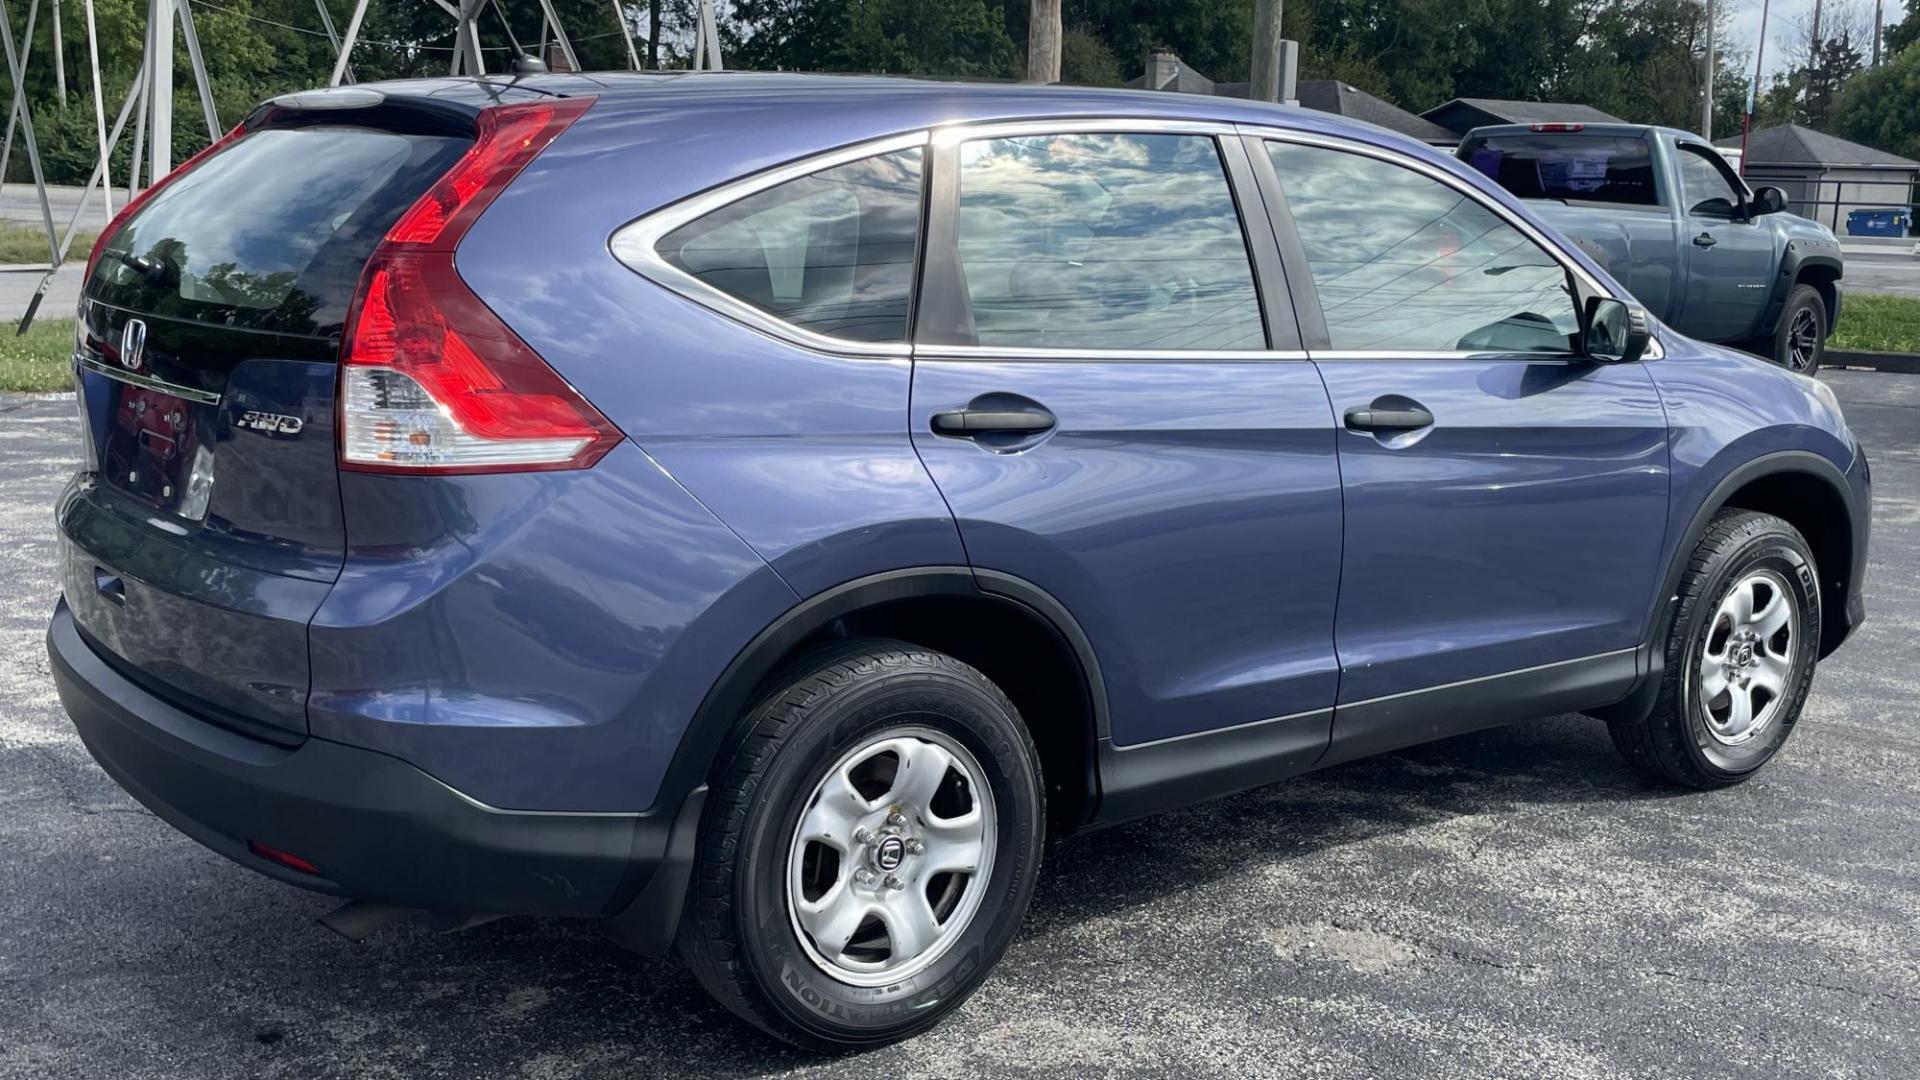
[1846, 207, 1910, 237]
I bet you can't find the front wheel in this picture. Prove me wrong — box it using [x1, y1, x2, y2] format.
[1610, 510, 1820, 788]
[1771, 283, 1828, 373]
[678, 640, 1045, 1050]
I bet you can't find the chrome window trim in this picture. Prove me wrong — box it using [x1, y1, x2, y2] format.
[74, 351, 223, 405]
[609, 130, 931, 359]
[914, 345, 1308, 363]
[610, 117, 1666, 364]
[929, 116, 1236, 146]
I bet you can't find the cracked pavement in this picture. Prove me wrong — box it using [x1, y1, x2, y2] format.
[2, 370, 1917, 1079]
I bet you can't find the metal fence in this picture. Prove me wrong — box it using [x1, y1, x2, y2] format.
[1743, 172, 1919, 237]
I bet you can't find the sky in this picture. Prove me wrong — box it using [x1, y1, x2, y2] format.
[1724, 0, 1910, 79]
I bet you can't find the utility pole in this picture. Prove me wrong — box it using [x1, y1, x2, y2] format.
[1873, 0, 1883, 65]
[1703, 0, 1715, 139]
[1741, 0, 1770, 175]
[647, 0, 658, 68]
[50, 0, 64, 100]
[1251, 0, 1284, 102]
[1027, 0, 1060, 83]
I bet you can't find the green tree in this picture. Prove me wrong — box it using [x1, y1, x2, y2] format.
[1832, 44, 1920, 160]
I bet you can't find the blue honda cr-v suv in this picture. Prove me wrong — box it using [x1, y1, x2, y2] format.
[49, 73, 1870, 1049]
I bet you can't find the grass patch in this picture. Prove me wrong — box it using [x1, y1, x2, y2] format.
[1833, 293, 1920, 354]
[0, 219, 98, 264]
[0, 318, 74, 393]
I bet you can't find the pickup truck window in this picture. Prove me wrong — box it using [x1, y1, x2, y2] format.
[1265, 141, 1581, 354]
[1459, 134, 1658, 207]
[1676, 144, 1745, 218]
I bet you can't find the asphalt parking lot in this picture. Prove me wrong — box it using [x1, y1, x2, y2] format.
[2, 371, 1917, 1079]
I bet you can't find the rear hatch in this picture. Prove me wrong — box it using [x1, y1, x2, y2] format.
[62, 94, 477, 743]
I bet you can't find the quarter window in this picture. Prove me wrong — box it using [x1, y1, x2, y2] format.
[1266, 141, 1581, 354]
[952, 132, 1265, 350]
[655, 149, 923, 343]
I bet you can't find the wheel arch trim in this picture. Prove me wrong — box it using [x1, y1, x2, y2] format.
[1596, 448, 1862, 725]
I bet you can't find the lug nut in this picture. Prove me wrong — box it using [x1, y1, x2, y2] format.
[905, 838, 925, 855]
[852, 827, 873, 844]
[883, 874, 904, 890]
[887, 810, 907, 828]
[854, 868, 877, 886]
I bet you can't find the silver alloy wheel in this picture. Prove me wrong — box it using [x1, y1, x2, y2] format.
[1786, 307, 1820, 371]
[1698, 568, 1798, 746]
[786, 726, 996, 987]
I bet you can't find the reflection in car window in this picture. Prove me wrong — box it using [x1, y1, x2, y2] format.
[657, 149, 922, 343]
[1677, 146, 1744, 217]
[1267, 142, 1580, 354]
[954, 133, 1264, 350]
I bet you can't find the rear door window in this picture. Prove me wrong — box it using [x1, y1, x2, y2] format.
[948, 132, 1265, 350]
[1461, 133, 1658, 206]
[89, 126, 470, 336]
[655, 149, 924, 343]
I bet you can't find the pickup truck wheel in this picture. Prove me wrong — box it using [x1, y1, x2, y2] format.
[677, 640, 1045, 1050]
[1609, 510, 1820, 788]
[1771, 284, 1827, 373]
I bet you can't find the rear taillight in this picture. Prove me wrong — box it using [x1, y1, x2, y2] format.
[339, 97, 617, 475]
[1529, 122, 1586, 132]
[83, 122, 250, 286]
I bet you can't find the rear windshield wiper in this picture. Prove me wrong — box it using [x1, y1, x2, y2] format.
[112, 250, 177, 288]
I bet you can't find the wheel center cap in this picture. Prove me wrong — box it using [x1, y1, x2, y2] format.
[1734, 642, 1754, 667]
[873, 835, 906, 873]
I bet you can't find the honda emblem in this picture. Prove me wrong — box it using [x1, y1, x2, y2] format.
[120, 318, 147, 372]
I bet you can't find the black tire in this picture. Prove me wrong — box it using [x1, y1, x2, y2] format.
[1770, 283, 1828, 374]
[1610, 510, 1820, 788]
[677, 639, 1045, 1051]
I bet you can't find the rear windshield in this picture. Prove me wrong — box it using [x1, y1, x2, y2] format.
[1460, 134, 1658, 207]
[87, 125, 469, 336]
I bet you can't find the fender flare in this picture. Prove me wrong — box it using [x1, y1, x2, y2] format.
[603, 566, 1110, 952]
[1593, 449, 1860, 725]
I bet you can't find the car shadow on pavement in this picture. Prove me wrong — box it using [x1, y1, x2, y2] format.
[8, 711, 1684, 1076]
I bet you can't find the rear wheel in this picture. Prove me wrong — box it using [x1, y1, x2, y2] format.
[1770, 283, 1828, 373]
[678, 641, 1045, 1050]
[1610, 510, 1820, 788]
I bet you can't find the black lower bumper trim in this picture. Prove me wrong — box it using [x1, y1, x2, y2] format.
[48, 600, 682, 923]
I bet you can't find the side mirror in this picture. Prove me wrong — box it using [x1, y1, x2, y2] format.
[1750, 186, 1788, 217]
[1583, 296, 1652, 363]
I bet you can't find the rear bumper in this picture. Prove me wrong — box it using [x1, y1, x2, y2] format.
[48, 599, 699, 945]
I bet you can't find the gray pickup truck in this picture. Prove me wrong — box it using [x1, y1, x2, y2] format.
[1459, 123, 1844, 372]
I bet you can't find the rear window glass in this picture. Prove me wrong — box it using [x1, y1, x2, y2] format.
[1461, 134, 1658, 206]
[88, 126, 469, 335]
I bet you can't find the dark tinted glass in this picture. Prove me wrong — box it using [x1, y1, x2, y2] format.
[657, 149, 923, 343]
[89, 126, 469, 335]
[953, 132, 1264, 350]
[1677, 145, 1744, 216]
[1460, 134, 1658, 206]
[1267, 141, 1580, 354]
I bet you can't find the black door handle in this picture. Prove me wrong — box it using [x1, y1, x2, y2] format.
[1344, 404, 1434, 433]
[94, 567, 126, 605]
[1693, 232, 1717, 248]
[931, 406, 1056, 436]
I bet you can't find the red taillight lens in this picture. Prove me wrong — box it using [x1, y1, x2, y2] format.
[385, 98, 593, 250]
[340, 97, 618, 475]
[83, 122, 250, 286]
[1529, 122, 1586, 133]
